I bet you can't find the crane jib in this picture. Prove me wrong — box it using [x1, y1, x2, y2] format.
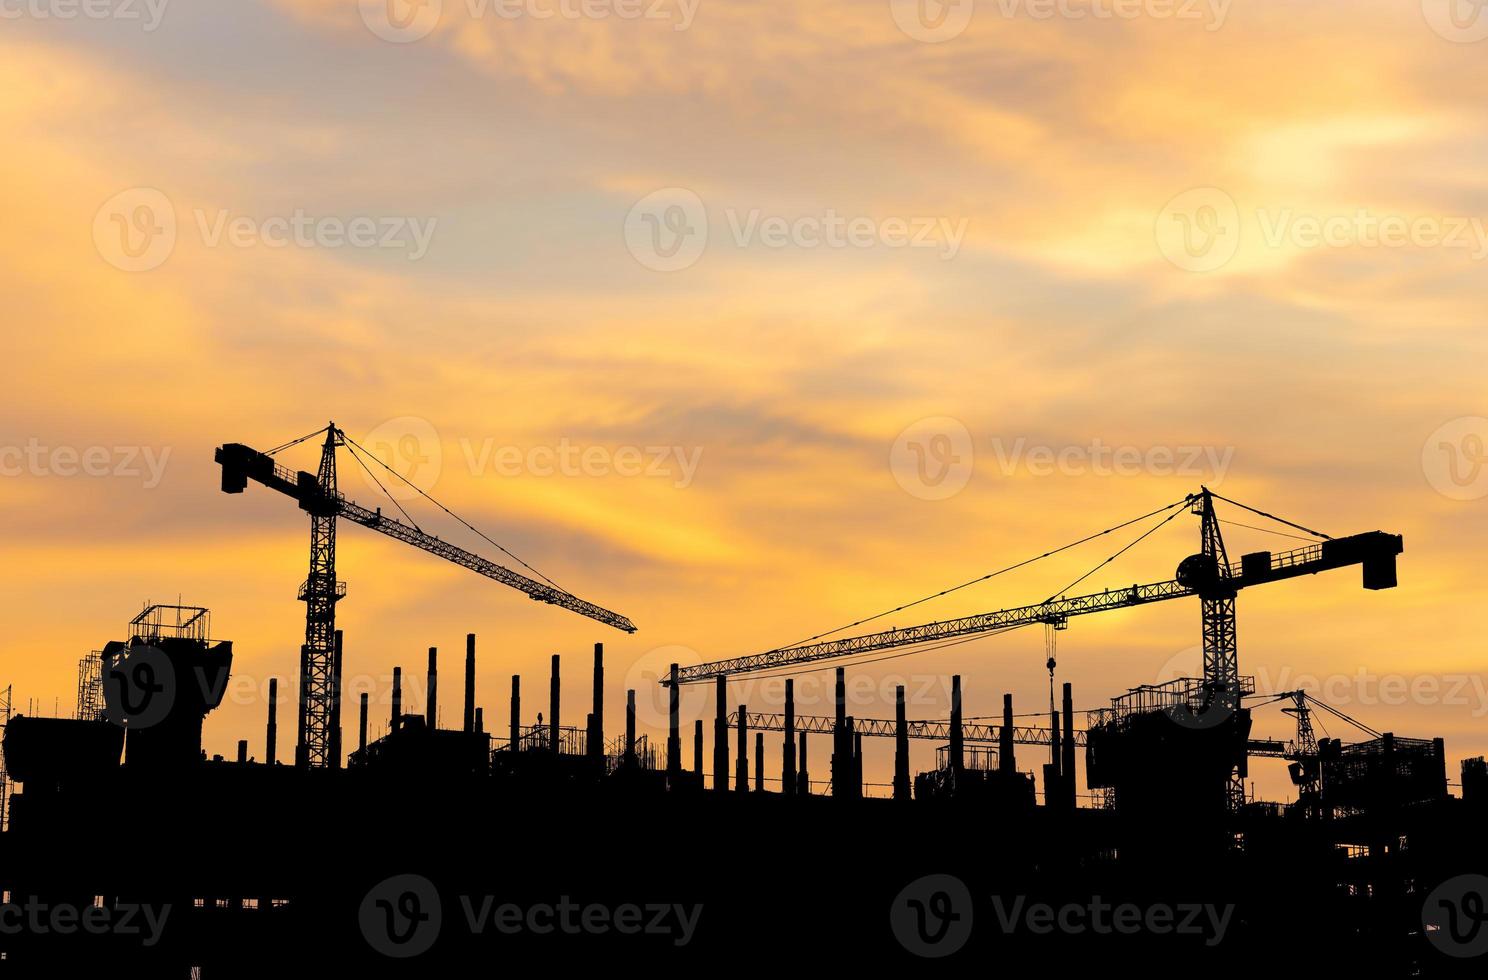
[668, 529, 1401, 684]
[215, 441, 637, 634]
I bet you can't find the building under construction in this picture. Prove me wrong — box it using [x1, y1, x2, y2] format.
[0, 426, 1482, 976]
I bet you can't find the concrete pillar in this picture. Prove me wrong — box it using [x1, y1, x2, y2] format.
[625, 689, 637, 767]
[1049, 707, 1063, 808]
[295, 643, 310, 768]
[391, 666, 402, 734]
[714, 676, 729, 792]
[1062, 682, 1076, 809]
[693, 719, 704, 777]
[590, 643, 604, 763]
[426, 647, 438, 731]
[854, 730, 864, 797]
[783, 678, 796, 798]
[798, 731, 809, 795]
[832, 667, 848, 798]
[550, 654, 561, 754]
[735, 705, 748, 793]
[950, 675, 964, 775]
[667, 663, 681, 781]
[237, 739, 248, 764]
[755, 732, 764, 792]
[510, 675, 520, 751]
[1000, 692, 1015, 775]
[358, 692, 368, 754]
[463, 633, 476, 733]
[266, 677, 278, 766]
[894, 685, 910, 801]
[475, 707, 483, 733]
[330, 631, 344, 768]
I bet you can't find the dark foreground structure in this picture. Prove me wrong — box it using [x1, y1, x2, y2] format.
[1, 605, 1485, 978]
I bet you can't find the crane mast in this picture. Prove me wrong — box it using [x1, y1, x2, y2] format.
[298, 426, 344, 769]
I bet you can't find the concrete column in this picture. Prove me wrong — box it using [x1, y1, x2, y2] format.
[625, 689, 637, 768]
[391, 666, 402, 734]
[330, 631, 344, 768]
[237, 739, 248, 764]
[735, 705, 748, 793]
[894, 685, 910, 801]
[783, 678, 796, 798]
[755, 732, 764, 792]
[854, 730, 864, 797]
[426, 647, 438, 731]
[463, 633, 476, 733]
[1000, 692, 1015, 774]
[590, 643, 604, 762]
[667, 663, 681, 781]
[266, 677, 278, 766]
[358, 692, 368, 754]
[713, 676, 729, 792]
[1062, 682, 1076, 809]
[798, 731, 809, 795]
[832, 667, 848, 798]
[510, 675, 520, 751]
[475, 707, 483, 733]
[950, 675, 964, 775]
[550, 654, 561, 753]
[694, 718, 704, 777]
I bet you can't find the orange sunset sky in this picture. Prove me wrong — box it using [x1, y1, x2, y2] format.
[2, 0, 1486, 803]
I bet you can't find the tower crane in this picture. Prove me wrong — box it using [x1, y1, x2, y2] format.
[216, 423, 636, 769]
[667, 488, 1401, 807]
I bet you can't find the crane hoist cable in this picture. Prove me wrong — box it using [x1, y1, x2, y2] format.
[264, 425, 332, 457]
[343, 438, 423, 532]
[1218, 519, 1318, 543]
[340, 431, 568, 595]
[1207, 491, 1332, 541]
[777, 495, 1196, 652]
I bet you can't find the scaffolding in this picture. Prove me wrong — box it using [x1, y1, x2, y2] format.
[128, 603, 211, 645]
[1090, 675, 1257, 728]
[76, 652, 104, 721]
